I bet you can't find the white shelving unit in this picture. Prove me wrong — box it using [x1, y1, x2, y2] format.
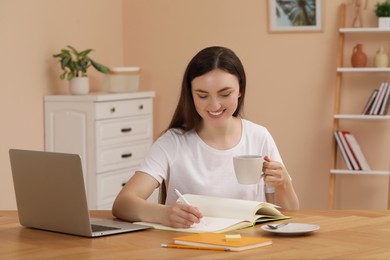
[330, 170, 390, 175]
[334, 115, 390, 120]
[329, 4, 390, 209]
[337, 68, 390, 72]
[339, 28, 390, 33]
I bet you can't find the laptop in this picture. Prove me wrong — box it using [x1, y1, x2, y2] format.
[9, 149, 151, 237]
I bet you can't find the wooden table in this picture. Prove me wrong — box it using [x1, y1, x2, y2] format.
[1, 210, 390, 259]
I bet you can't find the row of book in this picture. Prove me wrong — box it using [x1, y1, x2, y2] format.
[334, 130, 370, 171]
[362, 81, 390, 115]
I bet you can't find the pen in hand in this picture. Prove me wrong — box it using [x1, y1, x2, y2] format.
[174, 189, 191, 205]
[174, 189, 203, 225]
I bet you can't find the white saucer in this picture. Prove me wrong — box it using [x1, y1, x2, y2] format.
[261, 223, 320, 235]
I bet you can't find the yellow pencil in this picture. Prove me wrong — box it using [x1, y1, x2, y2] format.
[161, 243, 230, 251]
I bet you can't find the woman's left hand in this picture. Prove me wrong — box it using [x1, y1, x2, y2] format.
[262, 155, 291, 188]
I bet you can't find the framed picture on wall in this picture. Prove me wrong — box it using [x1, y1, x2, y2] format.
[268, 0, 322, 33]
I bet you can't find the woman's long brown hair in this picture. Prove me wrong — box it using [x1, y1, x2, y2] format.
[166, 46, 246, 133]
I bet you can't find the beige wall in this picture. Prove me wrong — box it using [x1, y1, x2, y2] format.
[0, 0, 124, 209]
[1, 0, 389, 210]
[123, 0, 389, 209]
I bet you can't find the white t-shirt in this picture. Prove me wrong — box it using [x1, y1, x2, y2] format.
[137, 119, 283, 205]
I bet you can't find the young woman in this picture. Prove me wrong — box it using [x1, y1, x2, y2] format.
[112, 46, 299, 228]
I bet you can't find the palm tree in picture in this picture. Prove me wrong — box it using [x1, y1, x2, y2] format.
[275, 0, 317, 26]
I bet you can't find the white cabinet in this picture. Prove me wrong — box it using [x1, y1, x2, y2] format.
[44, 92, 156, 209]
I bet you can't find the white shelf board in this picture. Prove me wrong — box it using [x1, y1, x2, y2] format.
[331, 169, 390, 175]
[334, 115, 390, 120]
[337, 68, 390, 72]
[340, 28, 390, 33]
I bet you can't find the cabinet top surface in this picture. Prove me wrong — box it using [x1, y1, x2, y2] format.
[340, 28, 390, 33]
[44, 91, 155, 102]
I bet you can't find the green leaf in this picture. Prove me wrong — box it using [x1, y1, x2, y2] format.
[53, 45, 109, 81]
[60, 71, 66, 80]
[67, 71, 75, 80]
[60, 56, 71, 69]
[375, 0, 390, 17]
[90, 59, 110, 74]
[67, 45, 79, 55]
[79, 49, 93, 58]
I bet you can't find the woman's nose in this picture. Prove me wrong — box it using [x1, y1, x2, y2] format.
[208, 97, 222, 110]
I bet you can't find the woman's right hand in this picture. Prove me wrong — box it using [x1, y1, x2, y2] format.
[163, 202, 203, 228]
[112, 172, 204, 227]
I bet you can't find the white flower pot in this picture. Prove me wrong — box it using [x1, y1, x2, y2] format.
[378, 17, 390, 28]
[69, 77, 89, 95]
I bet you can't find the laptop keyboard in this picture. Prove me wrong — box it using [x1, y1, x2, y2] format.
[91, 224, 121, 232]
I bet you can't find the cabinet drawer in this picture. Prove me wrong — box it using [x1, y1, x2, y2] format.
[96, 116, 152, 146]
[97, 168, 135, 207]
[95, 98, 152, 119]
[96, 141, 152, 173]
[96, 168, 160, 209]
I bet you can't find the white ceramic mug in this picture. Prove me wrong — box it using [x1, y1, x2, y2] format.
[233, 155, 265, 184]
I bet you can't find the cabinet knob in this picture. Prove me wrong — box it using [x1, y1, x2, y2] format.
[121, 153, 132, 158]
[110, 107, 116, 113]
[139, 104, 144, 110]
[121, 128, 132, 133]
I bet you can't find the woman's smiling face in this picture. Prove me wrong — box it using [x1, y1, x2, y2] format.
[191, 69, 241, 128]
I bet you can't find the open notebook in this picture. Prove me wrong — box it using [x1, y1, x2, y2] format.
[136, 194, 288, 233]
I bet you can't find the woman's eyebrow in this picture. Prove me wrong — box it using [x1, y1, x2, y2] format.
[193, 89, 208, 93]
[193, 87, 232, 93]
[218, 87, 233, 92]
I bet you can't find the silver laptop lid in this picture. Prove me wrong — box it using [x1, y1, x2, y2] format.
[9, 149, 93, 236]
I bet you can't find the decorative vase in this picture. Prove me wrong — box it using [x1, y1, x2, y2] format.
[378, 17, 390, 28]
[351, 44, 367, 68]
[69, 77, 89, 95]
[374, 47, 389, 68]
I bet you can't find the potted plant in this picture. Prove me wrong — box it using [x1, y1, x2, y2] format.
[53, 45, 110, 95]
[374, 0, 390, 28]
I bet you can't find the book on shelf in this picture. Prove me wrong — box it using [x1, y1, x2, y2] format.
[340, 131, 362, 170]
[362, 89, 378, 115]
[343, 132, 371, 171]
[370, 82, 389, 115]
[135, 194, 288, 233]
[379, 83, 390, 115]
[170, 232, 272, 252]
[334, 131, 370, 171]
[334, 131, 353, 170]
[374, 82, 389, 115]
[369, 82, 385, 115]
